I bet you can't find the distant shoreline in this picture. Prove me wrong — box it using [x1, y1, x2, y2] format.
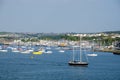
[95, 48, 120, 54]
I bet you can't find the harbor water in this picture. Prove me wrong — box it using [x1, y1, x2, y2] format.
[0, 50, 120, 80]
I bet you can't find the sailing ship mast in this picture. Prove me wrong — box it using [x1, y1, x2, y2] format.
[87, 39, 98, 56]
[68, 35, 88, 66]
[80, 35, 82, 62]
[72, 46, 75, 61]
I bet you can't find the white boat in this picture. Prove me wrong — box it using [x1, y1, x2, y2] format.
[68, 36, 88, 66]
[0, 49, 8, 52]
[0, 45, 8, 52]
[12, 48, 20, 52]
[87, 39, 98, 57]
[28, 49, 34, 52]
[20, 50, 30, 54]
[87, 53, 97, 56]
[44, 50, 52, 54]
[46, 47, 51, 50]
[55, 47, 61, 50]
[59, 50, 65, 53]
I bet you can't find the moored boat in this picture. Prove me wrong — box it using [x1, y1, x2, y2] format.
[0, 49, 8, 52]
[68, 36, 88, 66]
[87, 53, 97, 56]
[68, 61, 88, 66]
[44, 50, 52, 54]
[33, 51, 43, 55]
[59, 50, 65, 53]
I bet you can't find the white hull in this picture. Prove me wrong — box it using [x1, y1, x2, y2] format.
[12, 50, 20, 53]
[44, 51, 52, 54]
[21, 50, 30, 54]
[87, 54, 97, 56]
[59, 50, 65, 53]
[0, 50, 8, 52]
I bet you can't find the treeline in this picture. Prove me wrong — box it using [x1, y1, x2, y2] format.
[0, 31, 120, 46]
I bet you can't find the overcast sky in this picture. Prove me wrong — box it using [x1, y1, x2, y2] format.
[0, 0, 120, 33]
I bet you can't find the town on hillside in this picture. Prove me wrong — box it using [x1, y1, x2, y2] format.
[0, 31, 120, 54]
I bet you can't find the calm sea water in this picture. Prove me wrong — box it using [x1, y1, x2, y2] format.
[0, 50, 120, 80]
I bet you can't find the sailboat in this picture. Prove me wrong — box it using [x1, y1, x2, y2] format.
[87, 39, 98, 57]
[59, 49, 65, 53]
[87, 48, 97, 56]
[0, 45, 8, 52]
[68, 36, 88, 66]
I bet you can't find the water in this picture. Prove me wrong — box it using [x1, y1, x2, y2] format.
[0, 50, 120, 80]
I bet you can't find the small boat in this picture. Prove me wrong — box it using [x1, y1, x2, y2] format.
[33, 51, 43, 55]
[46, 46, 51, 50]
[21, 50, 30, 54]
[0, 45, 8, 52]
[87, 53, 97, 56]
[59, 50, 65, 53]
[68, 36, 88, 66]
[28, 49, 34, 52]
[113, 51, 120, 55]
[44, 50, 52, 54]
[87, 40, 98, 57]
[0, 49, 8, 52]
[12, 48, 20, 53]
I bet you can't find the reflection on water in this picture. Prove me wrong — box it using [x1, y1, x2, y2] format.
[0, 51, 120, 80]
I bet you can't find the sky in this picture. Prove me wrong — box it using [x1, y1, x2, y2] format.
[0, 0, 120, 33]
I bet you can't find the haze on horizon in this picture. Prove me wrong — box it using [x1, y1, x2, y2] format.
[0, 0, 120, 33]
